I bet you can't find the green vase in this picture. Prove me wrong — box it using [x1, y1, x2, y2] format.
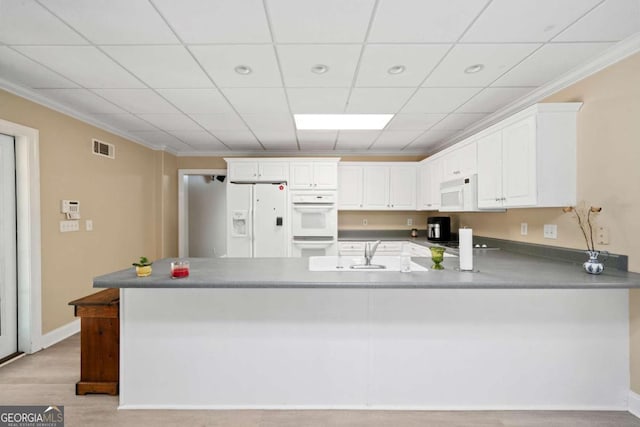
[430, 246, 446, 270]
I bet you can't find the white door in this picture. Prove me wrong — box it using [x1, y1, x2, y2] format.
[502, 116, 537, 207]
[338, 165, 364, 209]
[0, 134, 17, 359]
[253, 184, 288, 257]
[477, 130, 504, 209]
[388, 166, 416, 210]
[363, 166, 389, 209]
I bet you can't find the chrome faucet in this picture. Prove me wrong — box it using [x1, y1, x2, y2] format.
[364, 240, 381, 266]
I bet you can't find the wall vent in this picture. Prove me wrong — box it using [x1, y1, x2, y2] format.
[92, 139, 115, 159]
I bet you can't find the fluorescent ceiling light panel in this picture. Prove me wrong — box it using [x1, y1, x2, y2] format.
[294, 114, 393, 130]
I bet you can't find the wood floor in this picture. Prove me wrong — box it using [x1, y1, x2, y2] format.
[1, 334, 639, 427]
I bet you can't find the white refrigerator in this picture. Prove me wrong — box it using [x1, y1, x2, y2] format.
[226, 183, 288, 257]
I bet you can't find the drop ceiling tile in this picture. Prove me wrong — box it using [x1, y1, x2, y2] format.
[386, 113, 447, 131]
[287, 88, 350, 113]
[410, 129, 457, 149]
[346, 88, 415, 113]
[462, 0, 601, 42]
[190, 113, 248, 131]
[493, 42, 613, 87]
[554, 0, 640, 42]
[94, 89, 179, 114]
[401, 87, 482, 113]
[277, 44, 361, 87]
[456, 87, 532, 113]
[137, 114, 202, 131]
[242, 114, 294, 131]
[370, 130, 423, 148]
[38, 89, 125, 114]
[368, 0, 489, 43]
[156, 89, 234, 114]
[14, 46, 144, 88]
[355, 44, 451, 88]
[0, 0, 87, 44]
[91, 114, 158, 131]
[430, 113, 487, 131]
[190, 45, 281, 88]
[102, 46, 212, 88]
[335, 130, 381, 149]
[168, 130, 228, 150]
[424, 44, 541, 87]
[221, 88, 290, 113]
[213, 130, 260, 147]
[0, 47, 78, 88]
[297, 131, 337, 150]
[128, 130, 189, 150]
[252, 130, 297, 147]
[267, 0, 375, 43]
[153, 0, 272, 43]
[40, 0, 178, 44]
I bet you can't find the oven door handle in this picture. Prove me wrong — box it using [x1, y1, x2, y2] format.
[292, 204, 334, 212]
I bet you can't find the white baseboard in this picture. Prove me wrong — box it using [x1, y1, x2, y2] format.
[629, 391, 640, 418]
[38, 319, 80, 350]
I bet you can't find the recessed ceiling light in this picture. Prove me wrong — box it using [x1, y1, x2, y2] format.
[388, 65, 406, 75]
[464, 64, 484, 74]
[294, 114, 394, 130]
[234, 65, 252, 75]
[311, 64, 329, 74]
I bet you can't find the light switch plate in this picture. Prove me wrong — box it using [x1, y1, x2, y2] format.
[85, 219, 93, 231]
[520, 223, 528, 235]
[407, 218, 413, 226]
[60, 220, 79, 232]
[543, 224, 557, 239]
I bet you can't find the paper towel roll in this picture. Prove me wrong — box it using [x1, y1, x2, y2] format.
[459, 228, 473, 271]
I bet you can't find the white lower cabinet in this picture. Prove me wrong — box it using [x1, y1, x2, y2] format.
[338, 241, 404, 257]
[476, 103, 580, 209]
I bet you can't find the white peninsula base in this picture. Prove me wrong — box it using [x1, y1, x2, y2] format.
[119, 288, 629, 410]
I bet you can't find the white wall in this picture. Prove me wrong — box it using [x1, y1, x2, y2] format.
[187, 175, 226, 257]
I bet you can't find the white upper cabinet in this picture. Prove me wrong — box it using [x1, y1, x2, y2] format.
[476, 103, 580, 209]
[227, 160, 288, 182]
[417, 157, 443, 211]
[388, 165, 417, 210]
[338, 162, 417, 210]
[290, 160, 338, 190]
[338, 165, 364, 209]
[440, 141, 477, 181]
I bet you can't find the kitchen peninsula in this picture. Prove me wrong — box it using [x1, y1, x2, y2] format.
[96, 250, 640, 410]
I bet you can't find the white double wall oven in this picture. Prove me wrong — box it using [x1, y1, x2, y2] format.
[291, 192, 337, 257]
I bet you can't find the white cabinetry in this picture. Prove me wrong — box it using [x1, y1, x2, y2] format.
[227, 160, 289, 182]
[338, 241, 404, 257]
[417, 157, 442, 211]
[338, 162, 417, 210]
[441, 141, 477, 181]
[476, 103, 580, 209]
[290, 161, 338, 190]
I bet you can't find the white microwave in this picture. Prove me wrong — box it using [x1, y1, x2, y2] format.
[439, 174, 479, 212]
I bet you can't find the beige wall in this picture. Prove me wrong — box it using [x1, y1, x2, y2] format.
[0, 89, 175, 333]
[454, 52, 640, 391]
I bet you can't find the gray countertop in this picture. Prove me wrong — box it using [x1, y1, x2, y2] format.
[94, 249, 640, 289]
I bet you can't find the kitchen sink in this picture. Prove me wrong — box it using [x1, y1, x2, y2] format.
[309, 256, 428, 272]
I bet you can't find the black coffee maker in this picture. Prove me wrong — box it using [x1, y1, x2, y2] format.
[427, 216, 451, 242]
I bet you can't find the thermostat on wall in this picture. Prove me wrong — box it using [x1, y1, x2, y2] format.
[61, 200, 80, 219]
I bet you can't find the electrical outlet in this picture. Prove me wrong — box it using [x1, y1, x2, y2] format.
[362, 218, 368, 226]
[543, 224, 557, 239]
[407, 218, 413, 226]
[597, 226, 609, 245]
[85, 219, 93, 231]
[520, 222, 528, 236]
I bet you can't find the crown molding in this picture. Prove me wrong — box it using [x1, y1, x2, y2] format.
[431, 33, 640, 155]
[0, 78, 164, 152]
